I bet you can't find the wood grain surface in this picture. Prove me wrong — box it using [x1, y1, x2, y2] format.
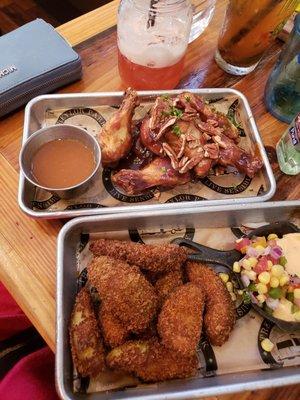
[0, 0, 59, 34]
[0, 0, 299, 398]
[56, 0, 118, 46]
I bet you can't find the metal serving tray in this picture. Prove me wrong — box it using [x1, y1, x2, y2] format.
[56, 201, 300, 400]
[19, 89, 276, 219]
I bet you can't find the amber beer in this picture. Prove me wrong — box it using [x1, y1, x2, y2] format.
[118, 49, 185, 90]
[216, 0, 298, 74]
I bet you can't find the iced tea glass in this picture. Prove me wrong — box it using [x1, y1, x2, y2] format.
[117, 0, 193, 90]
[215, 0, 299, 75]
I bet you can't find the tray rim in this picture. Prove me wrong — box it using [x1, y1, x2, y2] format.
[56, 201, 300, 400]
[19, 88, 276, 219]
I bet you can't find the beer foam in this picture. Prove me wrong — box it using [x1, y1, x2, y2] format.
[118, 40, 186, 68]
[118, 6, 190, 68]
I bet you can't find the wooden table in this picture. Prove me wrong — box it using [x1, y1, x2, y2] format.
[0, 0, 299, 399]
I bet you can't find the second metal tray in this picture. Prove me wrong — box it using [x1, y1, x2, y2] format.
[56, 200, 300, 400]
[19, 89, 276, 219]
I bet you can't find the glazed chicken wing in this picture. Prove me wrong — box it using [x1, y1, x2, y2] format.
[138, 94, 244, 178]
[176, 92, 240, 142]
[138, 92, 264, 177]
[112, 157, 191, 194]
[99, 89, 263, 194]
[140, 116, 164, 156]
[213, 133, 263, 178]
[99, 88, 139, 166]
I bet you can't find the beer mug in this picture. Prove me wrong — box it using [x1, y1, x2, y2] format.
[117, 0, 193, 90]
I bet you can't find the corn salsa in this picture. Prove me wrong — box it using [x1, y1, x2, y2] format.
[234, 233, 300, 322]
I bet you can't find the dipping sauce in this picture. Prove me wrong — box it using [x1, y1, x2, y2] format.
[31, 139, 96, 188]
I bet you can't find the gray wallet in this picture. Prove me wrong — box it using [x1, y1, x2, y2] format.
[0, 19, 82, 118]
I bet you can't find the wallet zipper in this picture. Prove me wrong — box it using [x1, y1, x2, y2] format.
[0, 66, 82, 113]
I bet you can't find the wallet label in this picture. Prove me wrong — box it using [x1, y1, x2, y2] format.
[0, 65, 17, 78]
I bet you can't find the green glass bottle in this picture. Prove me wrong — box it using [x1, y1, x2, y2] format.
[265, 13, 300, 123]
[276, 113, 300, 175]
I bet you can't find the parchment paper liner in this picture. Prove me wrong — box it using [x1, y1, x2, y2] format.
[32, 95, 267, 211]
[73, 219, 300, 394]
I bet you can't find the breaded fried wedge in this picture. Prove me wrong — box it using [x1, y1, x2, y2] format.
[186, 262, 236, 346]
[98, 302, 129, 348]
[106, 340, 198, 382]
[154, 269, 183, 306]
[157, 283, 205, 356]
[89, 239, 187, 273]
[88, 256, 158, 333]
[69, 287, 105, 377]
